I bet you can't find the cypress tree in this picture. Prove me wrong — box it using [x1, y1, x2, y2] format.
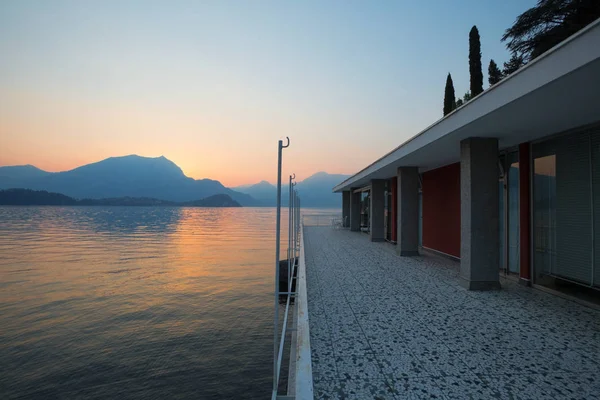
[469, 26, 484, 97]
[443, 73, 456, 116]
[488, 59, 503, 85]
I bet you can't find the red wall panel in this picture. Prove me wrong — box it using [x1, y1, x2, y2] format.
[422, 163, 461, 258]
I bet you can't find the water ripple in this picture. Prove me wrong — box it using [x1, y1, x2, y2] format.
[0, 206, 335, 399]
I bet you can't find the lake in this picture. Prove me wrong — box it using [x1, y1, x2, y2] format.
[0, 206, 336, 400]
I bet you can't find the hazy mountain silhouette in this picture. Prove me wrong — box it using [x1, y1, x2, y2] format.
[233, 180, 278, 202]
[296, 172, 351, 207]
[0, 155, 257, 205]
[0, 188, 241, 207]
[0, 165, 52, 187]
[233, 172, 350, 207]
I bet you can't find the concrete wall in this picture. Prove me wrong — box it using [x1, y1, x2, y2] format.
[422, 163, 461, 258]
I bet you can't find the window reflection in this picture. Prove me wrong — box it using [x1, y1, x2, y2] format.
[360, 191, 370, 233]
[508, 159, 520, 274]
[533, 154, 557, 284]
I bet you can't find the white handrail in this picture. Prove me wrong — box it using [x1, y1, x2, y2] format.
[295, 223, 313, 399]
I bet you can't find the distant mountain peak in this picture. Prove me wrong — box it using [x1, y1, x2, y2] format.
[105, 154, 170, 162]
[0, 164, 52, 179]
[232, 171, 351, 207]
[77, 154, 185, 177]
[0, 164, 44, 170]
[0, 155, 258, 205]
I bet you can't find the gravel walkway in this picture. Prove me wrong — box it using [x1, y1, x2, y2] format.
[304, 226, 600, 399]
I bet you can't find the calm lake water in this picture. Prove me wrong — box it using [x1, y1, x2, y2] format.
[0, 206, 336, 400]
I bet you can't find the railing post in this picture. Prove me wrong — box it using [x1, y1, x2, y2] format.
[293, 192, 296, 257]
[297, 196, 301, 233]
[273, 137, 289, 398]
[292, 189, 296, 261]
[288, 175, 293, 294]
[296, 191, 300, 253]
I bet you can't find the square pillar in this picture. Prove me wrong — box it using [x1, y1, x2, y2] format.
[460, 137, 501, 290]
[370, 180, 385, 242]
[342, 191, 351, 228]
[397, 167, 419, 256]
[350, 189, 361, 232]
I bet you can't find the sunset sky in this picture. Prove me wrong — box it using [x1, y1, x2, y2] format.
[0, 0, 534, 187]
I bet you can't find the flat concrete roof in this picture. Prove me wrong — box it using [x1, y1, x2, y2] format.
[334, 18, 600, 192]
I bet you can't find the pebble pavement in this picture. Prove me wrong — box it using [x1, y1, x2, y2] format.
[304, 226, 600, 400]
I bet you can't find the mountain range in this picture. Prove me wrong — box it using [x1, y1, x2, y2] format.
[0, 155, 349, 207]
[233, 171, 350, 207]
[0, 155, 257, 205]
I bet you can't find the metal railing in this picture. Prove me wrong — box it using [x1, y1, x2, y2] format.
[272, 138, 306, 400]
[272, 139, 343, 399]
[302, 213, 343, 227]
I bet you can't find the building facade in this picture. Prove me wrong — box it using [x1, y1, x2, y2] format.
[335, 20, 600, 292]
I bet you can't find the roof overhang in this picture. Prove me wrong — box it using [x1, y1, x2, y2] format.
[334, 18, 600, 192]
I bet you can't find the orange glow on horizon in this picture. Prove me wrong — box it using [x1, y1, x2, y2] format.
[0, 89, 363, 187]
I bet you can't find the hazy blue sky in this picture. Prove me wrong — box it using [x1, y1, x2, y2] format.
[0, 0, 535, 186]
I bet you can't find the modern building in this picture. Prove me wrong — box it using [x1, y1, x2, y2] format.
[335, 19, 600, 292]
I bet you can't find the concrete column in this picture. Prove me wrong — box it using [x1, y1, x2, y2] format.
[370, 180, 385, 242]
[397, 167, 419, 256]
[350, 189, 361, 232]
[342, 191, 351, 228]
[460, 137, 501, 290]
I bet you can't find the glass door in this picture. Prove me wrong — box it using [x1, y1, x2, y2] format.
[507, 152, 520, 274]
[418, 190, 423, 248]
[499, 160, 506, 272]
[384, 182, 392, 241]
[360, 191, 370, 233]
[533, 153, 557, 284]
[499, 152, 520, 274]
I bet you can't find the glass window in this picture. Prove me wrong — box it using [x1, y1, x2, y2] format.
[498, 152, 519, 274]
[507, 154, 520, 274]
[533, 154, 557, 284]
[533, 129, 600, 290]
[418, 191, 423, 248]
[499, 156, 505, 271]
[360, 191, 370, 232]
